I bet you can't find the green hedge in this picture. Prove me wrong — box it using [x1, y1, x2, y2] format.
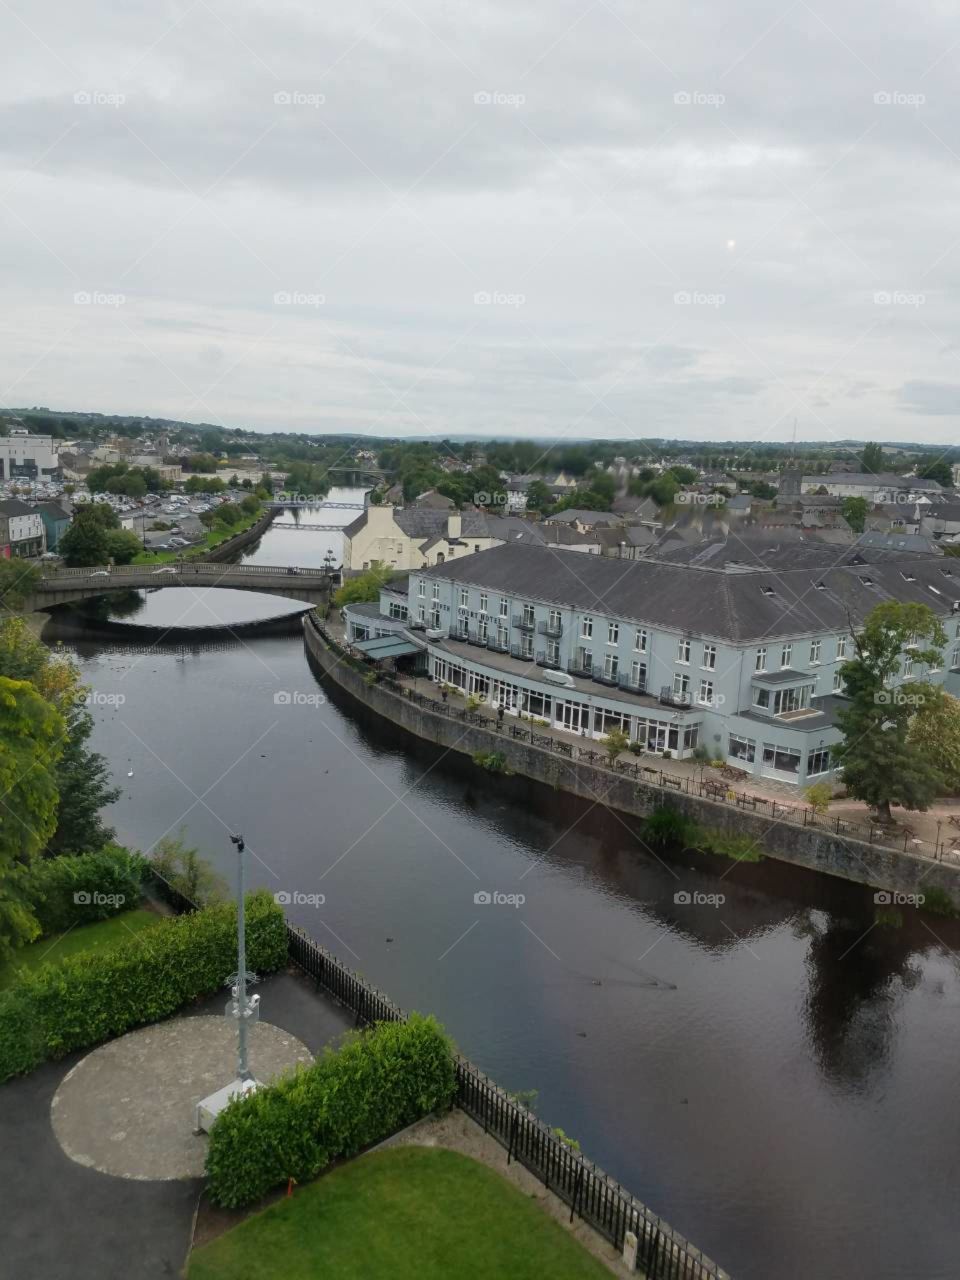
[0, 891, 287, 1083]
[205, 1014, 457, 1208]
[25, 846, 146, 936]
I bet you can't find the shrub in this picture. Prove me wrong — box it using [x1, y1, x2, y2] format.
[644, 805, 701, 849]
[150, 830, 228, 906]
[697, 828, 764, 863]
[205, 1014, 457, 1208]
[805, 781, 833, 815]
[921, 886, 957, 917]
[0, 891, 287, 1083]
[472, 750, 509, 774]
[24, 846, 146, 936]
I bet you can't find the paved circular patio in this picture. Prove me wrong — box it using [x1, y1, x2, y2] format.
[51, 1015, 312, 1180]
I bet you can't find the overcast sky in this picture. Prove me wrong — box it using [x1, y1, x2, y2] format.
[3, 1, 960, 445]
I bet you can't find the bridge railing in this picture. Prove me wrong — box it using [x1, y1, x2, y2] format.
[39, 563, 331, 581]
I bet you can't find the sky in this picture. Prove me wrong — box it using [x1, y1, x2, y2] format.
[3, 1, 960, 446]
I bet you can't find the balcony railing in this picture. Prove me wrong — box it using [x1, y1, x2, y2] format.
[617, 672, 647, 694]
[409, 619, 426, 631]
[467, 631, 489, 647]
[536, 650, 562, 669]
[659, 685, 692, 708]
[486, 635, 510, 654]
[512, 614, 536, 632]
[511, 643, 534, 661]
[592, 665, 620, 687]
[448, 627, 470, 642]
[537, 619, 563, 638]
[567, 657, 594, 678]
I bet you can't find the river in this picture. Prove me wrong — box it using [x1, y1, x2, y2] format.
[39, 490, 960, 1280]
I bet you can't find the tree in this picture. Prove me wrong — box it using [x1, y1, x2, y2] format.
[0, 618, 119, 856]
[841, 496, 868, 533]
[0, 559, 41, 611]
[834, 601, 948, 822]
[908, 689, 960, 795]
[185, 474, 225, 494]
[918, 458, 953, 488]
[525, 479, 552, 514]
[601, 728, 629, 763]
[104, 530, 144, 564]
[334, 564, 394, 607]
[860, 442, 884, 474]
[58, 504, 119, 566]
[0, 676, 65, 958]
[805, 781, 833, 814]
[150, 830, 227, 906]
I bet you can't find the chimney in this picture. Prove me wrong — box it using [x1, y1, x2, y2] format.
[447, 512, 462, 540]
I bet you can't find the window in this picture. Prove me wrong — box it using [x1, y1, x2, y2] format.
[546, 640, 560, 665]
[549, 608, 562, 631]
[753, 687, 770, 708]
[417, 605, 425, 623]
[499, 598, 508, 618]
[389, 602, 407, 620]
[773, 686, 810, 715]
[474, 544, 481, 554]
[677, 638, 691, 663]
[903, 657, 914, 678]
[755, 647, 767, 671]
[833, 669, 844, 693]
[478, 617, 488, 642]
[702, 643, 717, 669]
[581, 616, 593, 639]
[762, 744, 801, 775]
[631, 660, 647, 689]
[781, 643, 792, 669]
[728, 734, 756, 764]
[807, 748, 831, 776]
[432, 582, 440, 601]
[459, 588, 469, 609]
[952, 644, 960, 670]
[431, 608, 441, 629]
[607, 622, 619, 645]
[520, 633, 533, 659]
[635, 628, 648, 652]
[603, 653, 619, 679]
[496, 624, 508, 647]
[683, 725, 699, 750]
[698, 679, 714, 705]
[417, 580, 425, 598]
[522, 603, 535, 627]
[479, 594, 488, 613]
[836, 635, 847, 658]
[673, 672, 690, 696]
[810, 639, 821, 664]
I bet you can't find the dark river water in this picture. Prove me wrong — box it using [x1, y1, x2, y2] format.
[39, 492, 960, 1280]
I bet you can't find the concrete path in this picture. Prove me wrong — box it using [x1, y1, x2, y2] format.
[0, 970, 353, 1280]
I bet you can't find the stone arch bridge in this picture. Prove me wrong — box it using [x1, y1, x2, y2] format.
[26, 562, 332, 610]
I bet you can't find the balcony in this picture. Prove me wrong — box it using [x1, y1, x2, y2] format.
[511, 643, 534, 661]
[659, 685, 692, 708]
[537, 618, 563, 638]
[617, 673, 647, 695]
[535, 650, 562, 669]
[448, 627, 470, 642]
[486, 635, 510, 654]
[592, 665, 620, 687]
[467, 630, 489, 647]
[409, 619, 426, 631]
[567, 657, 594, 679]
[512, 614, 536, 632]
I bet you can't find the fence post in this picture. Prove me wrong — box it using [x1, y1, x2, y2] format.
[507, 1110, 519, 1165]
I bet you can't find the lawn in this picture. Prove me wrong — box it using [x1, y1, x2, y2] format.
[131, 508, 265, 565]
[189, 1147, 611, 1280]
[0, 908, 163, 989]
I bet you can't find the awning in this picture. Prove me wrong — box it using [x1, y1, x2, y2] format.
[353, 636, 422, 659]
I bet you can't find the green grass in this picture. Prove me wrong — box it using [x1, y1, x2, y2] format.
[131, 509, 264, 565]
[189, 1147, 611, 1280]
[0, 908, 163, 990]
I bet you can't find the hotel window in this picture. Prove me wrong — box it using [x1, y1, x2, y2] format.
[478, 617, 488, 642]
[479, 593, 488, 613]
[604, 653, 619, 679]
[903, 657, 914, 678]
[499, 598, 508, 618]
[807, 748, 831, 776]
[673, 672, 690, 696]
[773, 686, 809, 715]
[952, 644, 960, 669]
[549, 608, 562, 631]
[607, 622, 619, 645]
[432, 582, 440, 601]
[417, 605, 425, 623]
[810, 639, 821, 664]
[631, 660, 647, 689]
[833, 669, 844, 692]
[497, 624, 508, 647]
[755, 647, 767, 671]
[698, 679, 714, 705]
[520, 633, 533, 659]
[581, 616, 593, 639]
[677, 638, 691, 663]
[431, 608, 441, 628]
[459, 588, 469, 608]
[546, 640, 560, 665]
[836, 635, 847, 658]
[728, 734, 756, 763]
[635, 628, 648, 652]
[753, 687, 770, 708]
[781, 643, 792, 669]
[683, 725, 699, 750]
[522, 603, 535, 627]
[417, 580, 425, 598]
[763, 744, 801, 775]
[702, 643, 717, 670]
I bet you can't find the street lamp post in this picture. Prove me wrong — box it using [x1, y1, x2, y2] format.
[228, 832, 257, 1082]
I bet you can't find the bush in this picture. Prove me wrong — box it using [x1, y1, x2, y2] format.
[472, 750, 509, 773]
[643, 804, 701, 849]
[24, 846, 146, 936]
[205, 1014, 457, 1208]
[921, 886, 957, 917]
[0, 891, 287, 1083]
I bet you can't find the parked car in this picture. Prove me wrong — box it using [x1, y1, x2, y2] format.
[89, 570, 110, 577]
[153, 566, 177, 575]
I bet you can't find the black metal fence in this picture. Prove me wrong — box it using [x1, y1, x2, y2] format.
[285, 924, 729, 1278]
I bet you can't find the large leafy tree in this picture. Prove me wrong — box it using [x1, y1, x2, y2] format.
[835, 601, 947, 822]
[334, 564, 394, 607]
[908, 689, 960, 795]
[860, 442, 884, 474]
[918, 458, 953, 488]
[841, 496, 868, 533]
[58, 503, 120, 566]
[0, 619, 119, 855]
[0, 676, 65, 957]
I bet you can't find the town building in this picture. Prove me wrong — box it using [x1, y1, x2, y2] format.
[0, 430, 60, 482]
[33, 500, 71, 551]
[800, 473, 944, 504]
[343, 542, 960, 787]
[0, 498, 45, 556]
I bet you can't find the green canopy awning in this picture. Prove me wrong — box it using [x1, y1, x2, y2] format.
[353, 636, 421, 659]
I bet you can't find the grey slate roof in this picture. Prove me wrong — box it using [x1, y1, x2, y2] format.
[0, 499, 35, 516]
[543, 508, 618, 527]
[416, 542, 960, 643]
[803, 472, 944, 491]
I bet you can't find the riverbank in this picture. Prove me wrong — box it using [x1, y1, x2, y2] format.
[304, 613, 960, 908]
[130, 508, 276, 566]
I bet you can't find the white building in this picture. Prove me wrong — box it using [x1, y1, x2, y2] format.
[800, 473, 944, 505]
[0, 498, 45, 556]
[0, 430, 60, 482]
